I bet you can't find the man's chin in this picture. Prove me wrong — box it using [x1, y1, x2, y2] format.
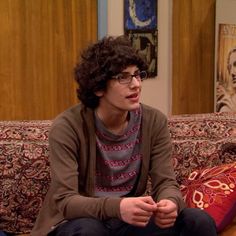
[128, 103, 140, 111]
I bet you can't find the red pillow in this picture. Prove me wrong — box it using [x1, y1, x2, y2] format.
[180, 162, 236, 232]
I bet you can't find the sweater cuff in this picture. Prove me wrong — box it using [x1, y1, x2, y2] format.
[105, 197, 122, 219]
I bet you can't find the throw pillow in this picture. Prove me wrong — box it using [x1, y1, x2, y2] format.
[180, 162, 236, 232]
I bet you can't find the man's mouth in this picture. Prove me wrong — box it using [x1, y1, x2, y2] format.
[126, 93, 138, 99]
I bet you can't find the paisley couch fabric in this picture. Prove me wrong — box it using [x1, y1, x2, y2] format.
[168, 112, 236, 233]
[169, 112, 236, 184]
[0, 113, 236, 234]
[0, 121, 52, 234]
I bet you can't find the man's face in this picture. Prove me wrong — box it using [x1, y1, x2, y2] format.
[96, 65, 142, 113]
[228, 51, 236, 88]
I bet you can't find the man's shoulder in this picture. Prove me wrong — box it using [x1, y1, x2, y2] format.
[53, 104, 80, 122]
[51, 104, 93, 130]
[141, 103, 167, 119]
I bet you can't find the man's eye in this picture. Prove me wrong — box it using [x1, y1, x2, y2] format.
[117, 75, 125, 80]
[120, 73, 130, 80]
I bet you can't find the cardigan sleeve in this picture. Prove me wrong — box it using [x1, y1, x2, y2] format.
[148, 111, 186, 212]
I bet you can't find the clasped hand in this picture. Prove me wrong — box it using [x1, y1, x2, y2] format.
[120, 196, 177, 228]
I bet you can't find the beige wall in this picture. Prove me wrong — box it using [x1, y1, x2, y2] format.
[107, 0, 172, 115]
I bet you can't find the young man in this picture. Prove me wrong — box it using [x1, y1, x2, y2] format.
[31, 36, 217, 236]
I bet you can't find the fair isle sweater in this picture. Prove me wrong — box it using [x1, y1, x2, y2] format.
[95, 107, 142, 197]
[31, 103, 185, 236]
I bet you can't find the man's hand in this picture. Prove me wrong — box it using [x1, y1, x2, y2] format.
[120, 196, 157, 227]
[154, 199, 178, 228]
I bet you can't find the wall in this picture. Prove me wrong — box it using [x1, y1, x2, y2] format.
[107, 0, 172, 115]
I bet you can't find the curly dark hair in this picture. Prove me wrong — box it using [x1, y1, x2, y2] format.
[74, 35, 147, 108]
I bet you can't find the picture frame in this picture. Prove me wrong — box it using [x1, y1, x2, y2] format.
[124, 0, 157, 31]
[125, 30, 158, 77]
[215, 23, 236, 112]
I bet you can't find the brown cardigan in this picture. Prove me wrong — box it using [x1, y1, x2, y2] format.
[31, 103, 185, 236]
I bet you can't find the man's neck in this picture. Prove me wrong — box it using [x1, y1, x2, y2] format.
[95, 109, 129, 135]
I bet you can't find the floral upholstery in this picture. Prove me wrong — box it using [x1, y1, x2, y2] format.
[168, 112, 236, 233]
[0, 121, 52, 234]
[169, 112, 236, 184]
[0, 113, 235, 235]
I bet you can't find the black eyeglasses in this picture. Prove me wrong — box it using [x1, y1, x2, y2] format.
[113, 71, 147, 84]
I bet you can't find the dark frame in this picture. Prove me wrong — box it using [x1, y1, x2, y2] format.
[124, 0, 158, 77]
[125, 30, 158, 77]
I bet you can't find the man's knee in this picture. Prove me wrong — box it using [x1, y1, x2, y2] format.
[180, 208, 215, 225]
[177, 208, 217, 235]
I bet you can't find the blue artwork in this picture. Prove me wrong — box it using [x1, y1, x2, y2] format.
[124, 0, 157, 30]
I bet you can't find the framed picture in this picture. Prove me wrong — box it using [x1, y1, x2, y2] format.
[215, 23, 236, 112]
[124, 0, 157, 31]
[125, 30, 158, 77]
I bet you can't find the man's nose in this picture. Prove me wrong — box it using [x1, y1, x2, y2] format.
[130, 76, 141, 87]
[131, 75, 141, 85]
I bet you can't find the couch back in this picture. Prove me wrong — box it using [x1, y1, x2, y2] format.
[1, 113, 236, 234]
[0, 121, 52, 234]
[168, 113, 236, 183]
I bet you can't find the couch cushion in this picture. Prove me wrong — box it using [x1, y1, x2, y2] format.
[0, 121, 52, 234]
[180, 162, 236, 232]
[168, 112, 236, 184]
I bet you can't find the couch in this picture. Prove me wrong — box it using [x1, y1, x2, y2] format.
[0, 112, 236, 236]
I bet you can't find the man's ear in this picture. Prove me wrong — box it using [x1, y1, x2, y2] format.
[95, 90, 104, 97]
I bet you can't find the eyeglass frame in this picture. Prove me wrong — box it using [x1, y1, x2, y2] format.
[112, 70, 147, 84]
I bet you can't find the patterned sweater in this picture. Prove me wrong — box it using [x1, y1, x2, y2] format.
[95, 107, 142, 197]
